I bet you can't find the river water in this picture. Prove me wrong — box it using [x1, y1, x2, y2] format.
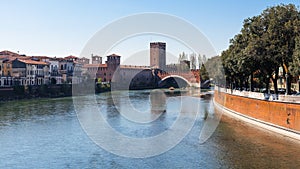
[1, 90, 300, 168]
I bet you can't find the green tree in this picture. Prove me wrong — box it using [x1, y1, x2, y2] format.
[260, 4, 299, 94]
[290, 36, 300, 77]
[204, 56, 225, 85]
[200, 63, 209, 82]
[221, 4, 299, 94]
[178, 52, 187, 62]
[189, 53, 197, 70]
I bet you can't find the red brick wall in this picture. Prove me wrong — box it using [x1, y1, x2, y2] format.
[215, 90, 300, 132]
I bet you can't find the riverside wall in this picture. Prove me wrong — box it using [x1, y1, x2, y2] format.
[214, 87, 300, 133]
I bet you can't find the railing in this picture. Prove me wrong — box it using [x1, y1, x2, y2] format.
[215, 86, 300, 103]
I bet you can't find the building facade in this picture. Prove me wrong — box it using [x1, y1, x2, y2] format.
[11, 58, 49, 85]
[2, 59, 12, 76]
[0, 50, 87, 86]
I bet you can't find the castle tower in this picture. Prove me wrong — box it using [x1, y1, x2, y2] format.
[92, 54, 102, 64]
[150, 42, 166, 70]
[106, 54, 121, 71]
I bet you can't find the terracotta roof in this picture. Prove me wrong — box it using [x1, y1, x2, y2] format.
[49, 57, 61, 61]
[17, 59, 49, 65]
[65, 55, 78, 59]
[0, 56, 9, 59]
[83, 64, 107, 68]
[107, 54, 121, 57]
[0, 50, 20, 56]
[79, 57, 89, 59]
[31, 56, 50, 59]
[0, 56, 30, 61]
[55, 57, 65, 61]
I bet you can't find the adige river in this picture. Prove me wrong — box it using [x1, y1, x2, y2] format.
[1, 90, 300, 168]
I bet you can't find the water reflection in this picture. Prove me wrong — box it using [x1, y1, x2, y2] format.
[97, 90, 172, 138]
[0, 98, 74, 127]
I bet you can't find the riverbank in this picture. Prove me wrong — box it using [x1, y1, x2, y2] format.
[0, 84, 72, 102]
[214, 86, 300, 140]
[0, 83, 111, 102]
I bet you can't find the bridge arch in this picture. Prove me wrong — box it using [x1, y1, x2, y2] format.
[159, 75, 192, 87]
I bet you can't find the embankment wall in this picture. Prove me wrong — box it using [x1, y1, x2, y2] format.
[214, 88, 300, 132]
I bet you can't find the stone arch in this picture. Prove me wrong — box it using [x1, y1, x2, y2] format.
[159, 75, 192, 87]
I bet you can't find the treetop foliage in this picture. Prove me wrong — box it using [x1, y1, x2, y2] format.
[220, 4, 299, 93]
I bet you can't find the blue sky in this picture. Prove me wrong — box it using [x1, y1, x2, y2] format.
[0, 0, 299, 60]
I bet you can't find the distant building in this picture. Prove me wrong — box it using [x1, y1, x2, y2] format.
[0, 41, 199, 88]
[0, 50, 21, 59]
[31, 56, 50, 62]
[82, 63, 106, 79]
[92, 55, 102, 64]
[0, 59, 3, 76]
[0, 50, 86, 86]
[11, 58, 49, 85]
[2, 59, 12, 76]
[48, 58, 62, 84]
[96, 54, 120, 82]
[58, 59, 75, 83]
[78, 57, 90, 65]
[150, 42, 166, 70]
[81, 54, 120, 83]
[64, 55, 78, 62]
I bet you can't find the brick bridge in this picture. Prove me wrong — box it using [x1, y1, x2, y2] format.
[157, 70, 201, 88]
[111, 67, 202, 90]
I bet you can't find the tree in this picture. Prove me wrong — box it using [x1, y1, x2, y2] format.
[290, 36, 300, 77]
[178, 52, 187, 63]
[221, 4, 299, 94]
[198, 54, 202, 69]
[260, 4, 299, 94]
[199, 64, 209, 82]
[189, 53, 197, 70]
[202, 55, 207, 64]
[204, 56, 225, 85]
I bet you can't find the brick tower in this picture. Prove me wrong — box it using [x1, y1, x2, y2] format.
[150, 42, 166, 70]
